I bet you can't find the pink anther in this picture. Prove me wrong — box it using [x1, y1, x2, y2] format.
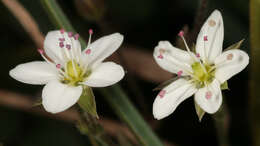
[205, 91, 212, 100]
[89, 29, 93, 35]
[68, 32, 73, 37]
[59, 38, 65, 42]
[74, 34, 79, 40]
[196, 53, 200, 58]
[66, 44, 71, 50]
[37, 49, 44, 54]
[59, 42, 64, 48]
[85, 49, 91, 54]
[60, 29, 65, 34]
[178, 30, 184, 37]
[204, 36, 208, 41]
[177, 70, 183, 77]
[157, 54, 163, 59]
[56, 64, 61, 69]
[158, 90, 166, 98]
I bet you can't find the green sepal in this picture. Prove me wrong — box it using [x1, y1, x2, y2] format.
[220, 81, 229, 90]
[32, 99, 42, 107]
[78, 86, 98, 118]
[225, 39, 244, 51]
[194, 101, 205, 122]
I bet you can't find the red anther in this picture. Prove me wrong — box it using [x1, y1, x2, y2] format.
[157, 54, 163, 59]
[60, 29, 65, 34]
[203, 36, 208, 41]
[177, 70, 183, 77]
[59, 42, 64, 48]
[74, 34, 79, 40]
[66, 44, 71, 50]
[178, 30, 184, 37]
[68, 32, 73, 37]
[59, 38, 65, 42]
[38, 49, 44, 54]
[89, 29, 93, 35]
[158, 90, 166, 98]
[56, 64, 61, 69]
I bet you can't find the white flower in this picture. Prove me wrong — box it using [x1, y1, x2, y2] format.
[9, 29, 125, 114]
[153, 10, 249, 120]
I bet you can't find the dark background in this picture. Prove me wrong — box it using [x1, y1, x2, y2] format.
[0, 0, 250, 146]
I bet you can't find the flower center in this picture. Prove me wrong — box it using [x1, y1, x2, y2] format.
[62, 60, 91, 85]
[191, 62, 215, 88]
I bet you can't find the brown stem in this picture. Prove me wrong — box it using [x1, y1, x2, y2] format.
[1, 0, 44, 48]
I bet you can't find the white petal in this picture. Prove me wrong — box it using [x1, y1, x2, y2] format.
[44, 30, 81, 64]
[196, 10, 224, 63]
[194, 79, 222, 114]
[153, 78, 197, 120]
[81, 33, 123, 67]
[153, 41, 193, 75]
[214, 49, 249, 83]
[42, 80, 83, 113]
[9, 61, 58, 85]
[83, 62, 125, 87]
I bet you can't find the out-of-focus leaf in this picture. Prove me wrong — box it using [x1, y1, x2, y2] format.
[250, 0, 260, 146]
[74, 0, 106, 21]
[100, 85, 164, 146]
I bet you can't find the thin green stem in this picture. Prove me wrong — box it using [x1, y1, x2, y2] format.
[212, 101, 230, 146]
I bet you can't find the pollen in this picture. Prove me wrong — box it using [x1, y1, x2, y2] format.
[85, 49, 91, 55]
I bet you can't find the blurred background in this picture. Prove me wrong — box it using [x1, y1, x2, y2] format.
[0, 0, 251, 146]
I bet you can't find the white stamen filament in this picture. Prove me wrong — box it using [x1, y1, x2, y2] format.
[179, 34, 207, 74]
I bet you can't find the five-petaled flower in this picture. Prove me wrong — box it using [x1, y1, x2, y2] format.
[9, 29, 125, 114]
[153, 10, 249, 120]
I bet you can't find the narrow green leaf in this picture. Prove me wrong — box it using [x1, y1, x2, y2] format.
[78, 86, 98, 118]
[224, 39, 244, 51]
[194, 100, 205, 122]
[40, 0, 164, 145]
[220, 81, 229, 90]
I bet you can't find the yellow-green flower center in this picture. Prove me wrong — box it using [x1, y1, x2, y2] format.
[191, 62, 215, 88]
[62, 60, 91, 85]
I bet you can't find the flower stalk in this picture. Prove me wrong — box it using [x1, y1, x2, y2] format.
[213, 99, 230, 146]
[76, 107, 115, 146]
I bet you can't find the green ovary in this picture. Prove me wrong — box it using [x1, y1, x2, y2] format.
[62, 60, 91, 85]
[191, 62, 215, 88]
